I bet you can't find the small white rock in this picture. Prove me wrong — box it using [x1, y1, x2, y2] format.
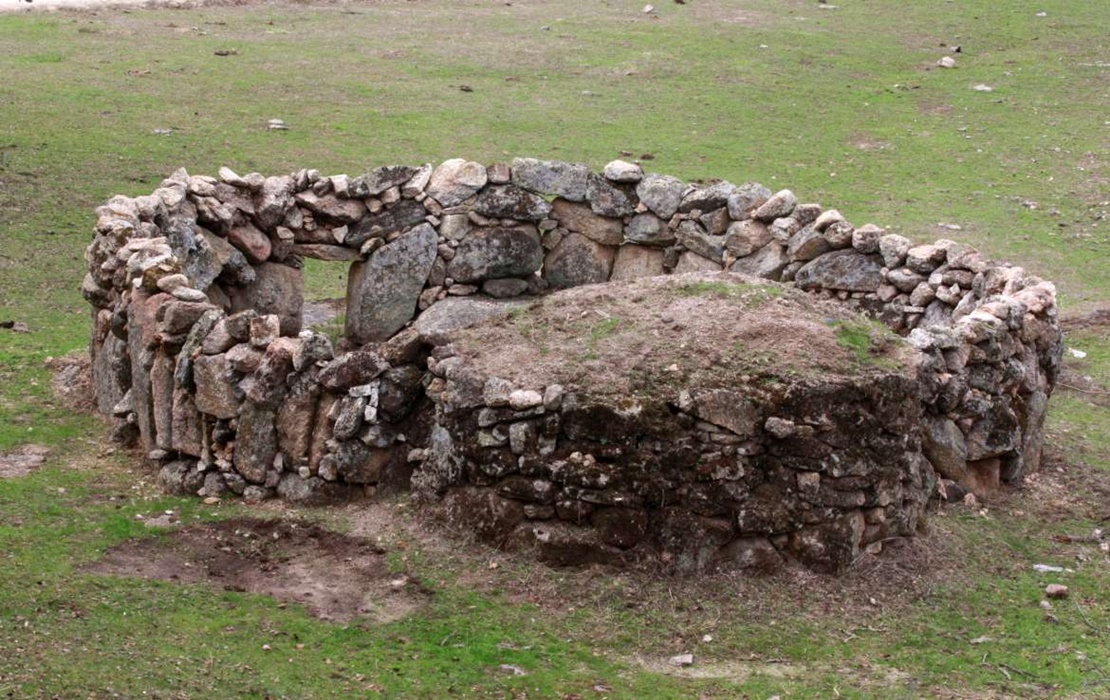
[508, 389, 543, 410]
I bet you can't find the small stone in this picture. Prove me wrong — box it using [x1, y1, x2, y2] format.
[508, 389, 543, 410]
[603, 159, 643, 183]
[668, 654, 694, 667]
[937, 56, 957, 69]
[1044, 584, 1069, 599]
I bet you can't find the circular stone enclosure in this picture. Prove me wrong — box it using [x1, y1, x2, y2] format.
[83, 158, 1064, 574]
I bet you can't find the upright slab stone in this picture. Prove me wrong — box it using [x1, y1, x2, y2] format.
[543, 233, 615, 289]
[228, 262, 304, 336]
[234, 402, 278, 484]
[346, 223, 438, 344]
[610, 245, 666, 281]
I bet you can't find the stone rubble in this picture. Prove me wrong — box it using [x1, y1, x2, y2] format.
[84, 157, 1063, 575]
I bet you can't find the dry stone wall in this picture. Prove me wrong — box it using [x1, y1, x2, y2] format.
[83, 157, 1063, 573]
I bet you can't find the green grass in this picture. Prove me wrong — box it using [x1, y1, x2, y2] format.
[2, 0, 1110, 697]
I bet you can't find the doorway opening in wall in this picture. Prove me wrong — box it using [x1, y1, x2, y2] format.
[300, 257, 349, 346]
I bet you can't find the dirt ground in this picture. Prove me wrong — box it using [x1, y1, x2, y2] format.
[84, 516, 432, 622]
[454, 271, 910, 398]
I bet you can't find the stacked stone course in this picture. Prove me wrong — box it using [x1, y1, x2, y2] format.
[83, 157, 1063, 573]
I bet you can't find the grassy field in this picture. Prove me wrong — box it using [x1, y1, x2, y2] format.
[1, 0, 1109, 697]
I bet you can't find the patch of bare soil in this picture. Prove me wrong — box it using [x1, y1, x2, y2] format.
[452, 272, 911, 398]
[84, 517, 431, 623]
[44, 351, 96, 414]
[0, 444, 50, 478]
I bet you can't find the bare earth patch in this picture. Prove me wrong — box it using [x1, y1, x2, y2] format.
[84, 517, 431, 623]
[0, 444, 50, 478]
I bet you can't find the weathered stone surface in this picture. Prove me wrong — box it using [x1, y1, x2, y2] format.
[551, 199, 624, 245]
[293, 191, 367, 224]
[729, 242, 789, 280]
[787, 227, 831, 263]
[346, 223, 438, 344]
[724, 220, 772, 258]
[277, 370, 320, 467]
[446, 226, 543, 283]
[192, 354, 240, 419]
[674, 251, 722, 273]
[586, 173, 636, 217]
[344, 199, 427, 248]
[751, 189, 797, 222]
[678, 181, 735, 214]
[92, 332, 130, 415]
[234, 402, 278, 484]
[689, 389, 759, 437]
[159, 301, 216, 335]
[201, 230, 255, 288]
[473, 185, 552, 221]
[635, 174, 685, 219]
[170, 389, 203, 457]
[794, 250, 883, 292]
[414, 297, 524, 344]
[921, 415, 967, 481]
[624, 213, 674, 246]
[351, 165, 419, 197]
[727, 182, 772, 220]
[483, 278, 531, 298]
[426, 158, 488, 207]
[290, 244, 361, 261]
[335, 441, 391, 484]
[317, 351, 390, 392]
[852, 224, 884, 254]
[228, 262, 303, 337]
[151, 350, 175, 450]
[603, 159, 643, 183]
[879, 234, 913, 268]
[676, 221, 724, 263]
[611, 245, 666, 281]
[544, 233, 615, 289]
[511, 158, 589, 201]
[254, 176, 294, 229]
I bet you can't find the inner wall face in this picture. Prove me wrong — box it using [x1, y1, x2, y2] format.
[83, 158, 1064, 573]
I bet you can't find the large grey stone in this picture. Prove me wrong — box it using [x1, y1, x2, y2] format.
[551, 199, 624, 245]
[192, 353, 241, 419]
[414, 297, 525, 344]
[624, 213, 675, 246]
[724, 220, 772, 258]
[292, 191, 367, 225]
[254, 175, 294, 230]
[610, 245, 666, 281]
[473, 185, 552, 221]
[543, 232, 615, 289]
[350, 165, 420, 197]
[277, 369, 321, 467]
[344, 199, 428, 248]
[170, 389, 203, 457]
[676, 221, 724, 264]
[727, 182, 772, 220]
[751, 189, 797, 222]
[786, 226, 831, 262]
[92, 332, 130, 415]
[678, 181, 735, 214]
[635, 173, 685, 219]
[426, 158, 488, 207]
[228, 262, 303, 336]
[234, 402, 278, 484]
[729, 242, 789, 280]
[200, 230, 255, 288]
[510, 158, 589, 201]
[317, 351, 390, 392]
[921, 415, 967, 481]
[345, 223, 438, 344]
[446, 226, 542, 284]
[586, 173, 636, 217]
[794, 250, 883, 292]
